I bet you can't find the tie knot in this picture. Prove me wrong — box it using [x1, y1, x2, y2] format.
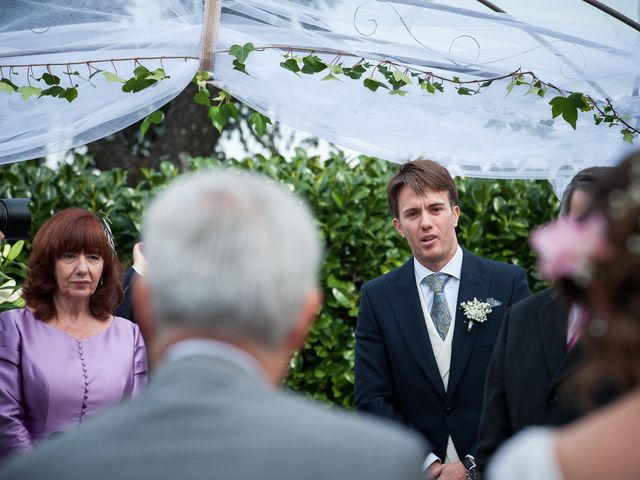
[424, 273, 450, 292]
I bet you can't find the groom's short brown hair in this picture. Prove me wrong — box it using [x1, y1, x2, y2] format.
[387, 159, 459, 218]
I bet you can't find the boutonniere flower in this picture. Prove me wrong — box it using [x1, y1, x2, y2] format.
[460, 297, 502, 332]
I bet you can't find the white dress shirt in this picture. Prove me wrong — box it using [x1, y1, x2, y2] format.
[414, 245, 463, 468]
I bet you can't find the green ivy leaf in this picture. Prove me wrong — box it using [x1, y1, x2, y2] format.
[228, 43, 255, 63]
[549, 93, 588, 129]
[421, 81, 436, 94]
[232, 59, 248, 75]
[17, 86, 41, 100]
[40, 85, 65, 98]
[343, 64, 366, 80]
[328, 64, 344, 75]
[457, 86, 474, 95]
[148, 68, 168, 81]
[622, 129, 635, 143]
[103, 71, 126, 83]
[0, 79, 18, 94]
[249, 112, 272, 136]
[389, 89, 408, 96]
[280, 58, 301, 74]
[193, 89, 211, 106]
[321, 73, 338, 81]
[363, 78, 388, 92]
[222, 101, 239, 121]
[208, 105, 229, 132]
[41, 73, 60, 85]
[62, 87, 78, 103]
[392, 70, 412, 86]
[139, 110, 164, 138]
[133, 66, 151, 78]
[480, 80, 493, 88]
[301, 55, 327, 74]
[122, 77, 155, 93]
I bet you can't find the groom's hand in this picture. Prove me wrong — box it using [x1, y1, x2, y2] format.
[438, 461, 466, 480]
[425, 460, 443, 479]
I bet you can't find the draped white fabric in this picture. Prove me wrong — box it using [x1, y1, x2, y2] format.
[1, 0, 639, 184]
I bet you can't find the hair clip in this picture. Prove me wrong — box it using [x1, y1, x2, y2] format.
[98, 211, 117, 257]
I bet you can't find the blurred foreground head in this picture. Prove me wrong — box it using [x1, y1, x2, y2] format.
[142, 169, 322, 352]
[532, 150, 640, 389]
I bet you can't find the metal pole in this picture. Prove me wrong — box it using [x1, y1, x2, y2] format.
[581, 0, 640, 33]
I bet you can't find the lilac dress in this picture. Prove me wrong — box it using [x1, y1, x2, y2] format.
[0, 308, 148, 458]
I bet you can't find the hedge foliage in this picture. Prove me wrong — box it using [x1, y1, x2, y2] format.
[0, 152, 558, 406]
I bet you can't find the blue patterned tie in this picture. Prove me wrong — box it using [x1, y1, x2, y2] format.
[424, 273, 451, 340]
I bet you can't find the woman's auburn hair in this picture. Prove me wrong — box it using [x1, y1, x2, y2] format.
[22, 208, 123, 321]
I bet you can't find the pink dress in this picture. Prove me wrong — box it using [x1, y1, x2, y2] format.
[0, 308, 147, 458]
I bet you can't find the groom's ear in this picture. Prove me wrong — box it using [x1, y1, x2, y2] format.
[393, 218, 405, 237]
[452, 205, 460, 227]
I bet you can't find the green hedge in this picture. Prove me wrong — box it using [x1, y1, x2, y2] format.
[0, 152, 558, 406]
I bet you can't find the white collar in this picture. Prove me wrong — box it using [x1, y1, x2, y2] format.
[413, 244, 463, 282]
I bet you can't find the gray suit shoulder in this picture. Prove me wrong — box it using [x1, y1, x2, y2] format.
[270, 390, 428, 479]
[0, 385, 427, 480]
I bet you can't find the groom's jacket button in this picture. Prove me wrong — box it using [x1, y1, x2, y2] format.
[445, 406, 453, 415]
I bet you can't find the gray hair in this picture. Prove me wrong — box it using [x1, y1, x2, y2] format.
[143, 169, 322, 348]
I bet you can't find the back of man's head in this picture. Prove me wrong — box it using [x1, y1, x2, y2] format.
[143, 169, 322, 349]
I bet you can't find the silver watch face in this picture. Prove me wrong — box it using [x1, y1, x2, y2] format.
[467, 466, 480, 480]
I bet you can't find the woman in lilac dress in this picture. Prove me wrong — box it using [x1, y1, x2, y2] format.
[0, 208, 148, 458]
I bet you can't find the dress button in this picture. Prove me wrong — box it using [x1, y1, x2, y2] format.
[445, 406, 453, 415]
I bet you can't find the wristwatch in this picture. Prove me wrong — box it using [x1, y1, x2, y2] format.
[462, 455, 480, 480]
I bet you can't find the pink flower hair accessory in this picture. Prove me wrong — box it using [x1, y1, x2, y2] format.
[530, 214, 611, 283]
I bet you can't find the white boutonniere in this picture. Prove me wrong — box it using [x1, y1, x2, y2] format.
[460, 297, 502, 332]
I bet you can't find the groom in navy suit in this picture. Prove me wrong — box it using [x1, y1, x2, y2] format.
[355, 159, 530, 479]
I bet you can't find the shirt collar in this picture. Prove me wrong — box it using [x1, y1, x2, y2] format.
[414, 244, 463, 283]
[165, 338, 267, 382]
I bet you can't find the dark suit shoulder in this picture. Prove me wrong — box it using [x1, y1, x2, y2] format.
[509, 286, 559, 310]
[464, 249, 526, 276]
[362, 258, 413, 292]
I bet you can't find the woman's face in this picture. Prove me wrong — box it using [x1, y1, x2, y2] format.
[54, 252, 104, 302]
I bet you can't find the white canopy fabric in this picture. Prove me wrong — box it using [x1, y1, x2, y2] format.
[1, 0, 639, 188]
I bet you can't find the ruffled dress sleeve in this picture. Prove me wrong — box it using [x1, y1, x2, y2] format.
[0, 311, 32, 457]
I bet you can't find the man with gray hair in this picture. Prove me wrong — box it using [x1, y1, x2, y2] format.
[0, 170, 427, 480]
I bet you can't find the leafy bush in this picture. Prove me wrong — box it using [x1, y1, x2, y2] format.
[0, 152, 558, 406]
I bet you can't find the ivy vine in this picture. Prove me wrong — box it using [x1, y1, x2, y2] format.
[227, 43, 638, 144]
[1, 47, 636, 145]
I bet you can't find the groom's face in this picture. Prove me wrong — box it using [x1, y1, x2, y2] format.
[393, 186, 459, 272]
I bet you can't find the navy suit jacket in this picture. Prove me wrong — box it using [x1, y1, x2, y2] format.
[474, 287, 621, 472]
[354, 248, 530, 460]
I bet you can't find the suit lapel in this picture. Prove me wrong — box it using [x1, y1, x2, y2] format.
[538, 289, 569, 378]
[447, 250, 489, 400]
[537, 289, 584, 396]
[389, 260, 446, 399]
